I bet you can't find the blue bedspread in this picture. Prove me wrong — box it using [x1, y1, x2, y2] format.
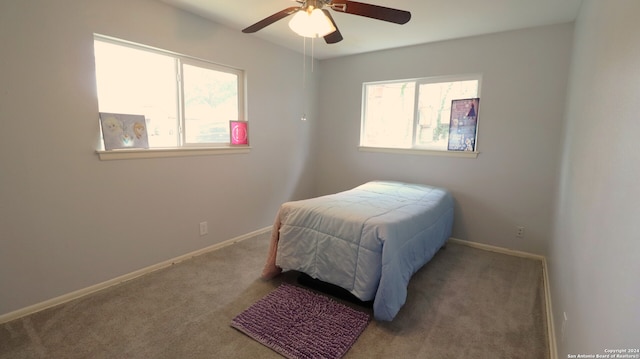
[265, 181, 454, 321]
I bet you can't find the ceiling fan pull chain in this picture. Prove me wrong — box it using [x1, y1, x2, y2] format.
[302, 36, 308, 121]
[303, 36, 307, 88]
[311, 37, 315, 73]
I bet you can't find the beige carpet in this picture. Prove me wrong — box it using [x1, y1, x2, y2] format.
[0, 232, 548, 358]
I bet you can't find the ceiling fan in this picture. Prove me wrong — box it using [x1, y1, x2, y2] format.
[242, 0, 411, 44]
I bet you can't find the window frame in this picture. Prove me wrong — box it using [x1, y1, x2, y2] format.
[358, 73, 482, 158]
[178, 57, 245, 148]
[93, 34, 248, 160]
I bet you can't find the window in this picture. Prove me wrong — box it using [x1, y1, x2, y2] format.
[360, 74, 481, 154]
[93, 35, 245, 154]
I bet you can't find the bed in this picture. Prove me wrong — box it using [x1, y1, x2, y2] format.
[262, 180, 454, 321]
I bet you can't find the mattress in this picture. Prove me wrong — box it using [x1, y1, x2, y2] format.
[262, 180, 454, 321]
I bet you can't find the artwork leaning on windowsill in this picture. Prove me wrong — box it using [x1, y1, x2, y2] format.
[99, 112, 149, 150]
[447, 98, 480, 152]
[230, 120, 249, 146]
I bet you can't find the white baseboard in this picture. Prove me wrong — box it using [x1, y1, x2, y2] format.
[447, 237, 545, 260]
[0, 226, 272, 325]
[448, 238, 557, 359]
[541, 257, 558, 359]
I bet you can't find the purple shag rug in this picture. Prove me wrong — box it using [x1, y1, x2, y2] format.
[231, 283, 370, 359]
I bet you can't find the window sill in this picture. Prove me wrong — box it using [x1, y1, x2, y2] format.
[358, 146, 479, 158]
[96, 146, 251, 161]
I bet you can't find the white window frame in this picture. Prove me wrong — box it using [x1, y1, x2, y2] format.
[359, 74, 482, 158]
[93, 34, 248, 160]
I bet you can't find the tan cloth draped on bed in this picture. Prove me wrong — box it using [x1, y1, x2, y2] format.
[261, 210, 283, 279]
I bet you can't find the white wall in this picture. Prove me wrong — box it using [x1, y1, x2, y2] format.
[316, 24, 573, 255]
[0, 0, 318, 316]
[550, 0, 640, 354]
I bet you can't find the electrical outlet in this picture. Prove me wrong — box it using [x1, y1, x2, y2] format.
[199, 221, 208, 236]
[516, 226, 525, 238]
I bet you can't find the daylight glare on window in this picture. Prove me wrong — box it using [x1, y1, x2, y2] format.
[362, 82, 415, 148]
[360, 76, 480, 152]
[93, 36, 245, 151]
[94, 40, 179, 147]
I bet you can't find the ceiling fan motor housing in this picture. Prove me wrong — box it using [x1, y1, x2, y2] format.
[298, 0, 347, 12]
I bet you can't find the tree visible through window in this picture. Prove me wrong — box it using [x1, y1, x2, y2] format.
[360, 75, 480, 152]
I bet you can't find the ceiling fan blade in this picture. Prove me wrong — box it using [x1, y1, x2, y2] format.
[331, 1, 411, 24]
[242, 6, 300, 33]
[322, 10, 343, 44]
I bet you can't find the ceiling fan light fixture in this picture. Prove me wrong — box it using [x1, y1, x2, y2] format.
[288, 7, 336, 38]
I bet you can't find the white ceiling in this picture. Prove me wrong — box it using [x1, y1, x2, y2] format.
[160, 0, 583, 59]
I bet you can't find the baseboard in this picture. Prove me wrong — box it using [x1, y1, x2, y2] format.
[448, 238, 557, 359]
[541, 257, 558, 359]
[0, 226, 272, 325]
[447, 237, 545, 261]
